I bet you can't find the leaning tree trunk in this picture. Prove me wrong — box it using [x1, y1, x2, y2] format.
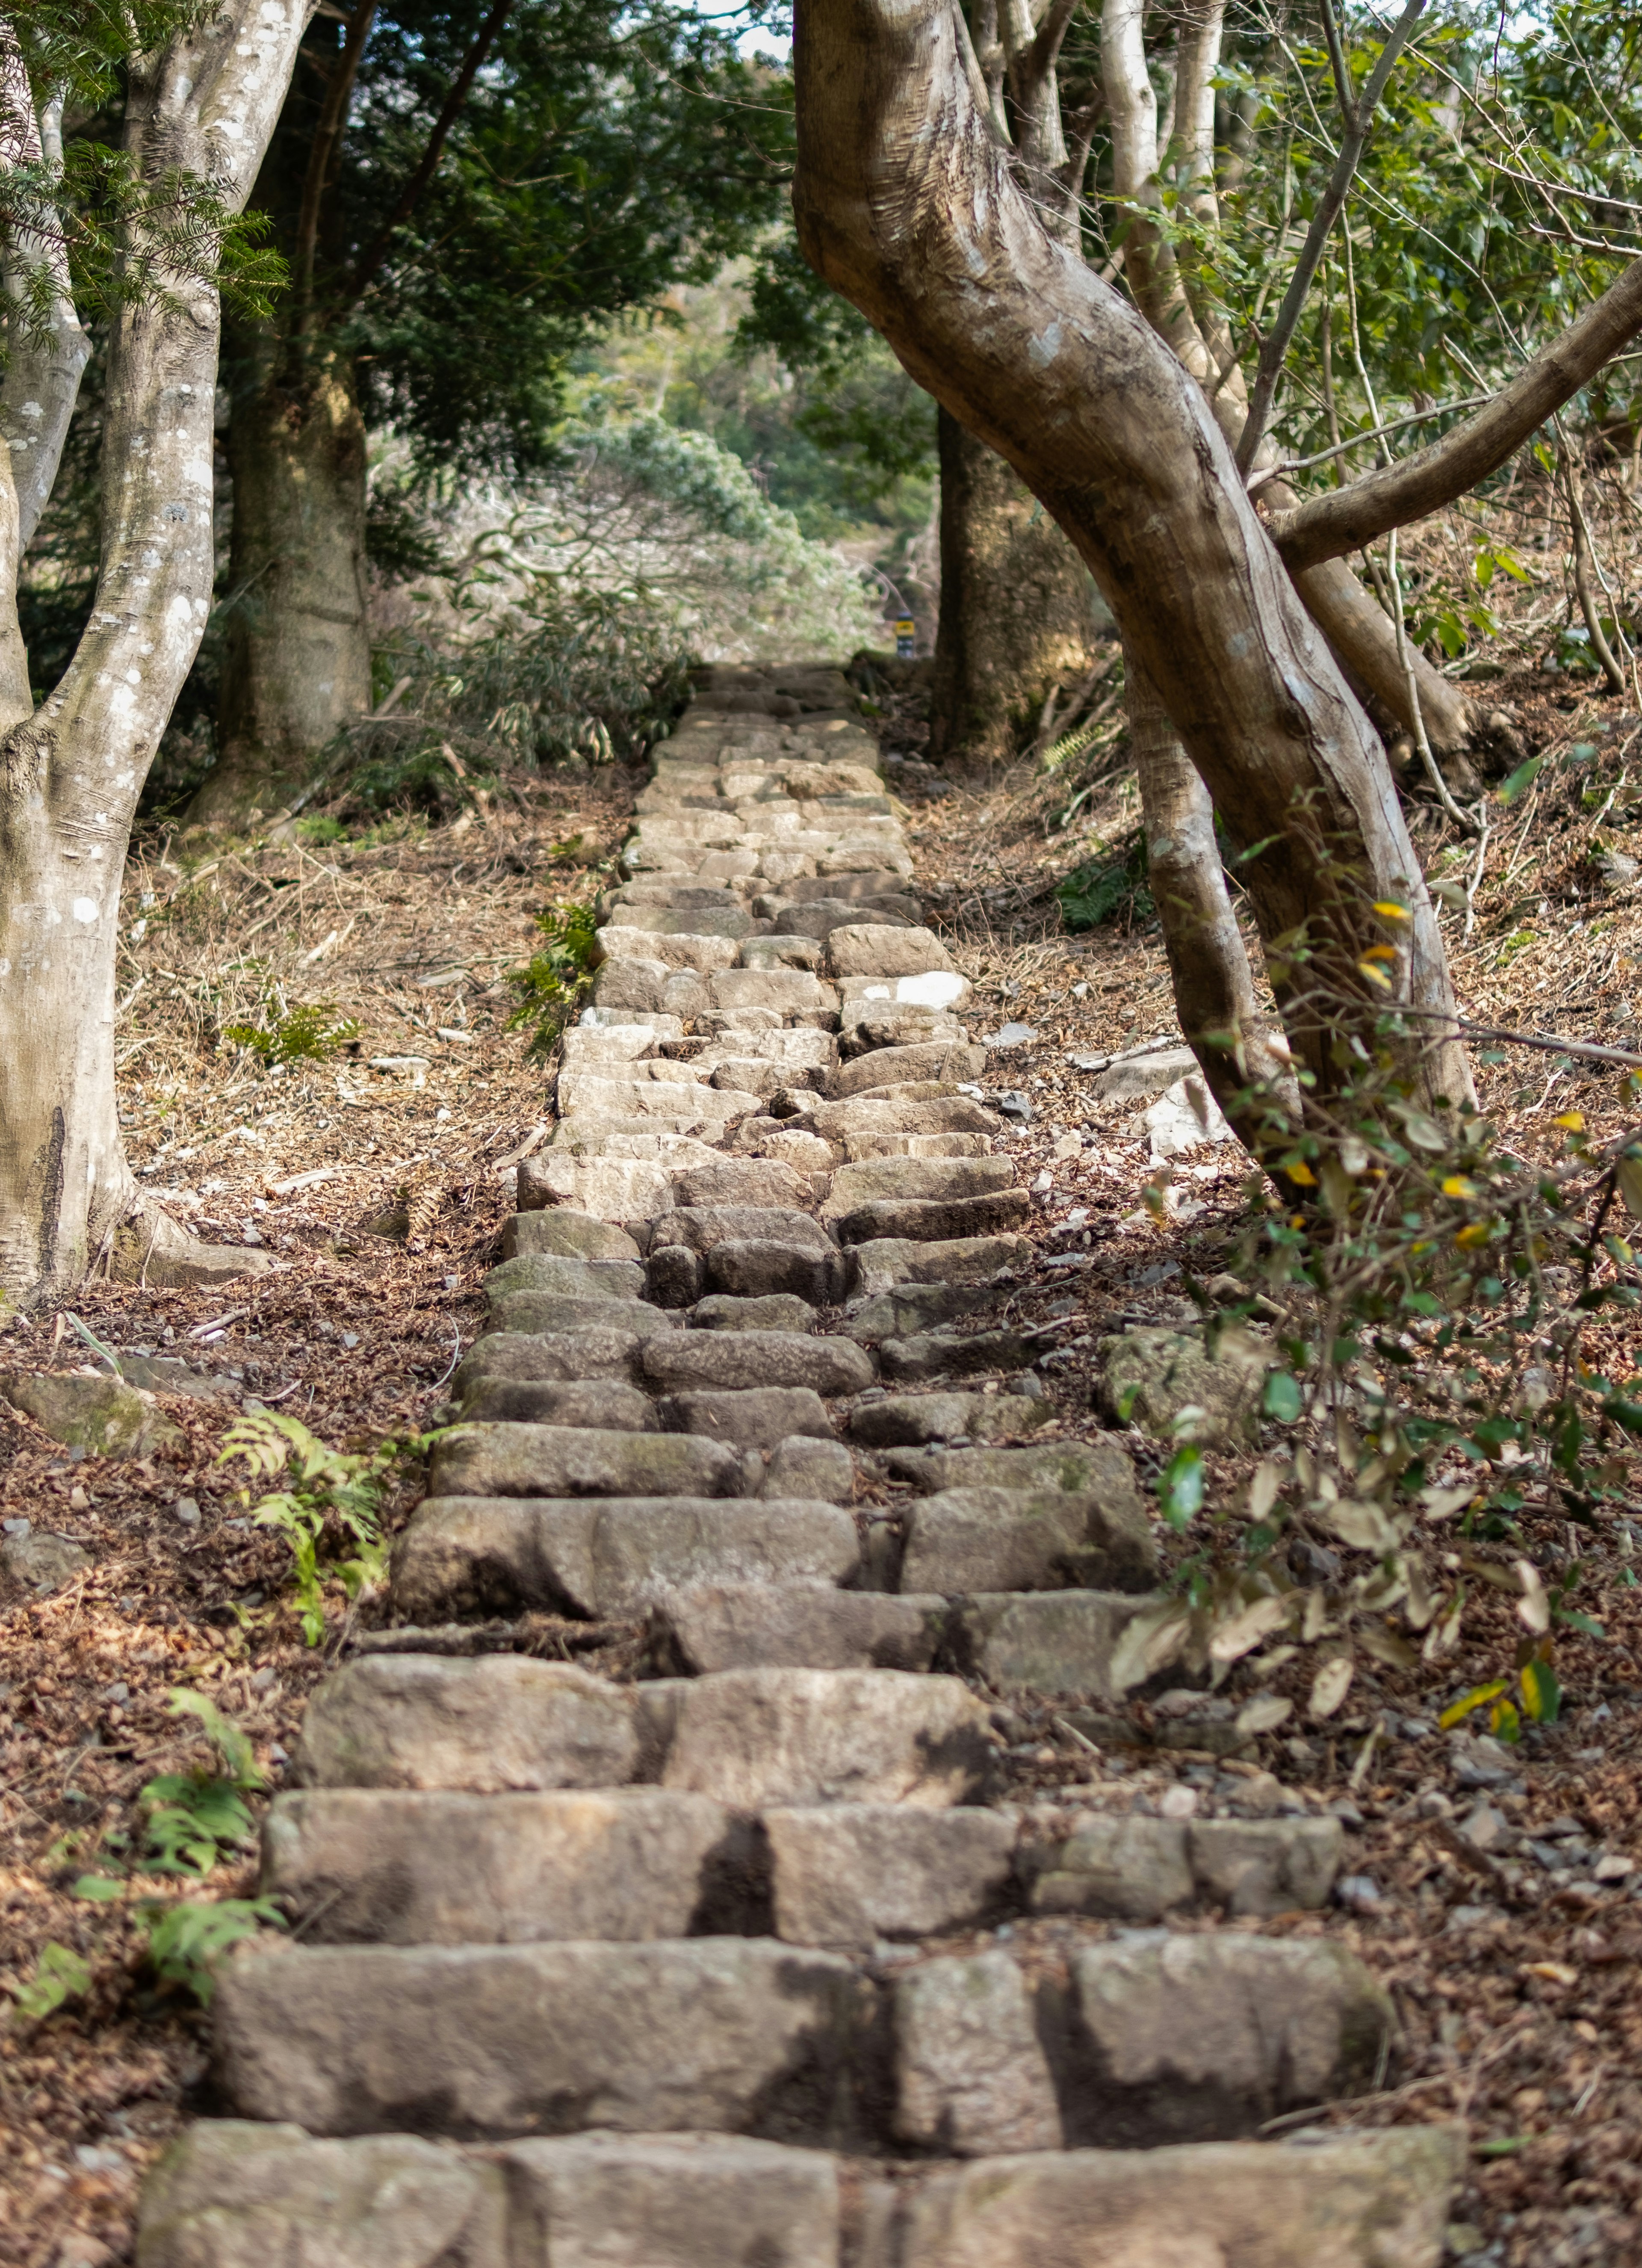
[189, 337, 372, 826]
[0, 1, 309, 1302]
[792, 0, 1469, 1109]
[928, 409, 1099, 764]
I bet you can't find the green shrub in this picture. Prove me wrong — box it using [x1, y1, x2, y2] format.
[507, 900, 600, 1059]
[1057, 834, 1152, 931]
[221, 997, 360, 1066]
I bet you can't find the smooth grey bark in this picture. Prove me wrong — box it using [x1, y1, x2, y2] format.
[0, 1, 312, 1301]
[792, 0, 1469, 1107]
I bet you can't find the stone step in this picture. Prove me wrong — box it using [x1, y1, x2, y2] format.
[212, 1938, 871, 2145]
[897, 1484, 1157, 1595]
[454, 1329, 659, 1394]
[877, 1326, 1040, 1378]
[948, 1590, 1157, 1698]
[638, 1329, 874, 1397]
[647, 1237, 845, 1307]
[842, 1231, 1027, 1295]
[690, 1291, 816, 1333]
[833, 1190, 1033, 1244]
[263, 1787, 765, 1943]
[499, 1209, 643, 1262]
[828, 1042, 988, 1099]
[483, 1253, 646, 1304]
[140, 2119, 1461, 2268]
[846, 1390, 1052, 1447]
[820, 1153, 1014, 1215]
[659, 1385, 835, 1451]
[428, 1423, 749, 1501]
[651, 1581, 945, 1674]
[455, 1378, 657, 1428]
[486, 1292, 679, 1339]
[390, 1494, 861, 1620]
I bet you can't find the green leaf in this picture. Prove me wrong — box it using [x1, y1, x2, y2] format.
[167, 1689, 262, 1789]
[139, 1897, 286, 2006]
[12, 1941, 92, 2021]
[1263, 1371, 1303, 1422]
[1158, 1445, 1206, 1531]
[1520, 1658, 1561, 1724]
[1497, 756, 1543, 805]
[1475, 2136, 1532, 2159]
[72, 1874, 126, 1902]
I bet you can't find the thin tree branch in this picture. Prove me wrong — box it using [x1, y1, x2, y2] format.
[292, 0, 378, 342]
[1235, 0, 1427, 473]
[343, 0, 514, 312]
[1270, 252, 1642, 569]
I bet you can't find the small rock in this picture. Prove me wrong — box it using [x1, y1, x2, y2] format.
[1158, 1784, 1199, 1819]
[1459, 1802, 1515, 1854]
[174, 1497, 202, 1528]
[2, 1532, 91, 1594]
[1335, 1873, 1382, 1912]
[0, 1371, 179, 1458]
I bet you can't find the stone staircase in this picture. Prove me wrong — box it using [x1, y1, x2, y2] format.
[137, 666, 1461, 2266]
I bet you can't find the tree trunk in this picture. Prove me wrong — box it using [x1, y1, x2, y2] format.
[1127, 645, 1298, 1143]
[792, 0, 1470, 1109]
[928, 408, 1099, 764]
[0, 1, 308, 1302]
[189, 340, 372, 826]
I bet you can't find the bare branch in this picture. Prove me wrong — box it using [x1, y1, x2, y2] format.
[1234, 0, 1427, 473]
[1269, 253, 1642, 569]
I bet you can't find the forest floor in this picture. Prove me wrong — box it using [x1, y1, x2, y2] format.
[5, 658, 1642, 2268]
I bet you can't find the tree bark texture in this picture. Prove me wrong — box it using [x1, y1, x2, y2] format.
[929, 408, 1101, 763]
[791, 0, 1469, 1106]
[0, 2, 310, 1301]
[193, 340, 372, 825]
[1127, 643, 1298, 1141]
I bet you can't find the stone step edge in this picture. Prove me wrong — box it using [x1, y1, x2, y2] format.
[138, 2117, 1464, 2268]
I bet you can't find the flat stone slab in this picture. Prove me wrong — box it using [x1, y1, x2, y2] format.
[841, 1284, 1005, 1342]
[293, 1656, 641, 1792]
[877, 1328, 1036, 1380]
[657, 1667, 994, 1809]
[501, 1210, 643, 1263]
[428, 1424, 746, 1501]
[137, 2123, 507, 2268]
[488, 1293, 680, 1340]
[517, 1155, 673, 1220]
[847, 1392, 1051, 1447]
[834, 1191, 1032, 1245]
[262, 1788, 761, 1943]
[887, 1445, 1155, 1591]
[1065, 1933, 1394, 2144]
[894, 1950, 1063, 2156]
[826, 923, 955, 977]
[900, 1486, 1147, 1596]
[821, 1156, 1014, 1216]
[843, 1235, 1028, 1297]
[499, 2133, 841, 2268]
[653, 1204, 834, 1254]
[703, 1239, 846, 1304]
[807, 1097, 998, 1143]
[951, 1591, 1157, 1700]
[661, 1386, 834, 1451]
[691, 1293, 816, 1333]
[641, 1331, 874, 1397]
[454, 1331, 653, 1394]
[483, 1254, 645, 1305]
[1028, 1814, 1345, 1922]
[457, 1379, 657, 1430]
[827, 1043, 988, 1099]
[767, 1805, 1016, 1952]
[391, 1496, 860, 1621]
[214, 1939, 868, 2144]
[0, 1371, 179, 1458]
[668, 1158, 812, 1209]
[652, 1582, 946, 1674]
[894, 2127, 1462, 2268]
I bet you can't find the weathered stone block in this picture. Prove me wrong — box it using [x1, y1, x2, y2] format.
[767, 1806, 1016, 1952]
[428, 1424, 746, 1502]
[691, 1293, 816, 1334]
[501, 1211, 643, 1264]
[705, 1239, 845, 1305]
[827, 1044, 988, 1100]
[0, 1372, 179, 1458]
[136, 2123, 506, 2268]
[650, 1582, 945, 1674]
[501, 2133, 840, 2268]
[646, 1244, 703, 1307]
[662, 1387, 833, 1452]
[900, 1487, 1135, 1596]
[877, 1329, 1035, 1380]
[893, 1951, 1062, 2155]
[1027, 1816, 1194, 1922]
[1096, 1325, 1271, 1447]
[454, 1331, 650, 1396]
[822, 1156, 1013, 1217]
[669, 1158, 812, 1210]
[847, 1392, 1051, 1447]
[656, 1205, 833, 1254]
[262, 1788, 758, 1943]
[950, 1592, 1156, 1699]
[488, 1293, 679, 1340]
[1187, 1816, 1346, 1916]
[392, 1496, 859, 1621]
[641, 1331, 874, 1398]
[456, 1377, 656, 1429]
[762, 1435, 856, 1502]
[483, 1254, 644, 1305]
[214, 1940, 869, 2144]
[827, 924, 955, 978]
[517, 1155, 673, 1221]
[834, 1191, 1032, 1245]
[660, 1667, 994, 1808]
[293, 1656, 640, 1792]
[842, 1234, 1028, 1298]
[1066, 1933, 1395, 2143]
[894, 2126, 1463, 2268]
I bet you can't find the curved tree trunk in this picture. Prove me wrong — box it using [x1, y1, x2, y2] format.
[792, 0, 1470, 1109]
[190, 338, 372, 825]
[929, 409, 1099, 763]
[0, 3, 307, 1302]
[1127, 645, 1298, 1143]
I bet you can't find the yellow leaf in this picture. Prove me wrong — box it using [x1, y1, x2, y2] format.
[1373, 901, 1411, 921]
[1555, 1111, 1586, 1132]
[1285, 1161, 1317, 1186]
[1361, 943, 1399, 962]
[1455, 1222, 1491, 1248]
[1442, 1176, 1478, 1199]
[1438, 1679, 1509, 1731]
[1526, 1961, 1578, 1986]
[1520, 1657, 1557, 1721]
[1357, 960, 1394, 991]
